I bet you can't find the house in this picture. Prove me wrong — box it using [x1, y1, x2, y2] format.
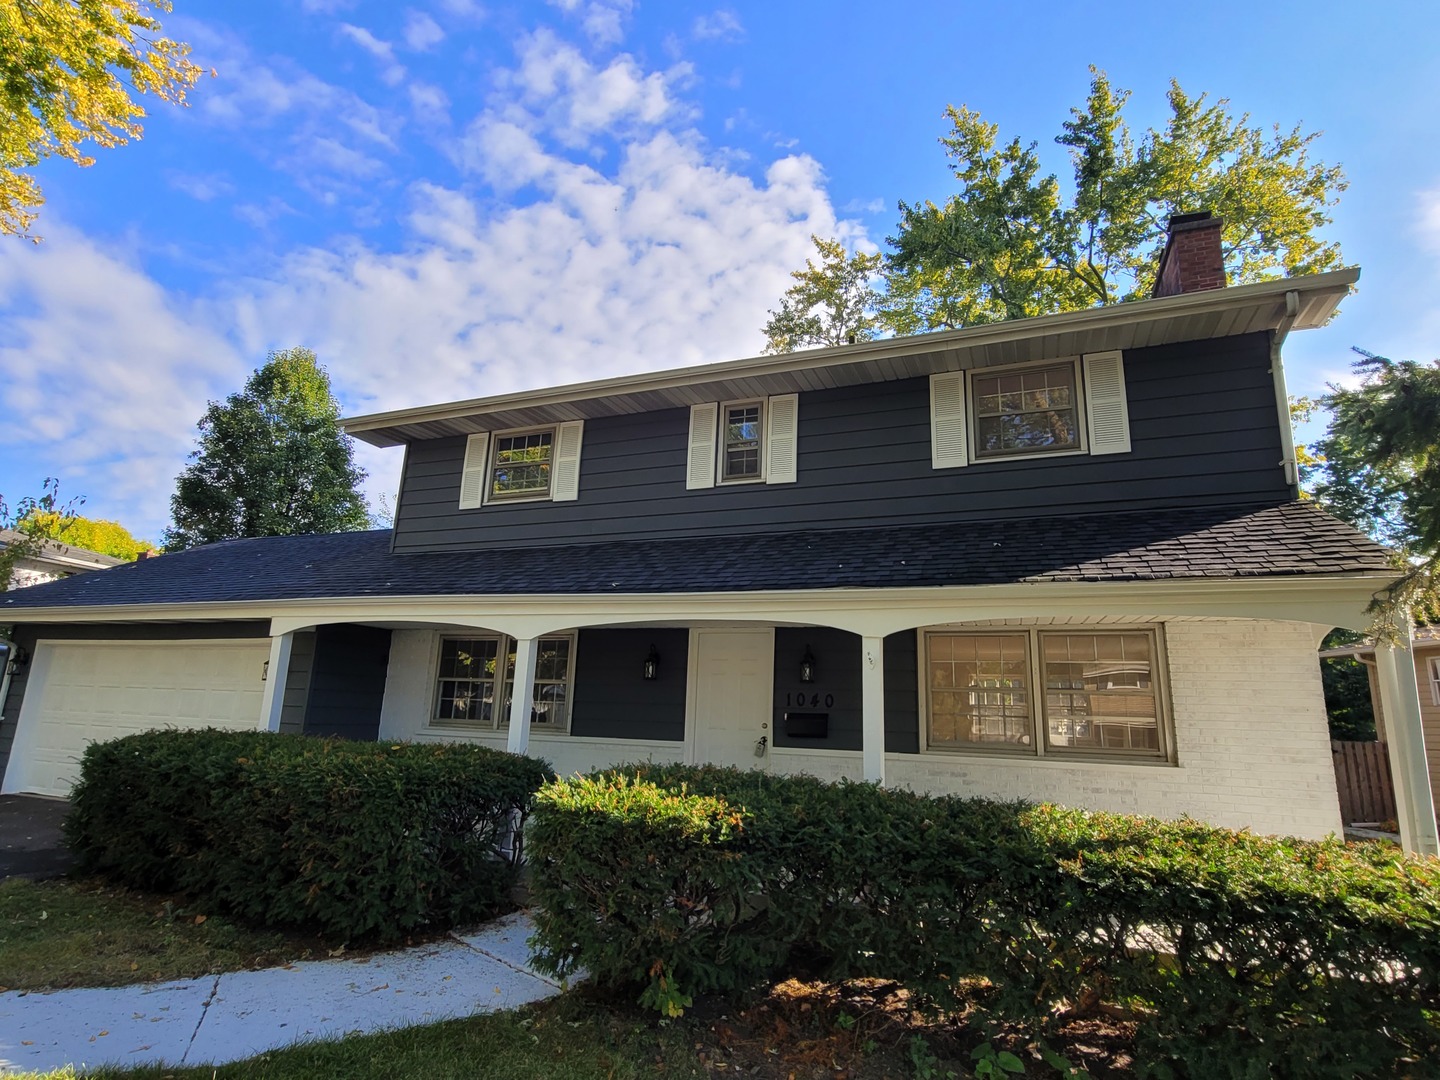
[1320, 627, 1440, 831]
[2, 214, 1437, 856]
[1, 529, 124, 590]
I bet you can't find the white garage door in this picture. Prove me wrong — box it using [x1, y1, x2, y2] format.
[4, 640, 271, 797]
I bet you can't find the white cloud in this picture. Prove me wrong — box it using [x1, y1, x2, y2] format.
[338, 23, 407, 86]
[0, 229, 247, 533]
[692, 9, 743, 42]
[402, 10, 445, 50]
[408, 81, 451, 123]
[493, 30, 692, 149]
[841, 196, 886, 215]
[547, 0, 633, 46]
[167, 171, 235, 201]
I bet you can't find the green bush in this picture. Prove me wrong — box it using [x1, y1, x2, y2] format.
[65, 729, 552, 941]
[528, 764, 1440, 1079]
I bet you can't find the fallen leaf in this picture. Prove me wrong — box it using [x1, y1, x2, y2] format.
[131, 962, 140, 971]
[20, 1041, 32, 1047]
[99, 1030, 109, 1037]
[194, 915, 207, 925]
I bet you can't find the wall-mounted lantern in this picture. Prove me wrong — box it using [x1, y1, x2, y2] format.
[799, 644, 817, 684]
[643, 643, 660, 681]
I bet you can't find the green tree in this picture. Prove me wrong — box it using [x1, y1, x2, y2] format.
[2, 0, 205, 238]
[166, 348, 369, 550]
[23, 510, 156, 559]
[1317, 628, 1376, 742]
[762, 236, 884, 354]
[0, 476, 82, 588]
[1310, 349, 1440, 640]
[767, 69, 1347, 346]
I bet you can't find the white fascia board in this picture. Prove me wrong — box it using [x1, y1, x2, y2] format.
[341, 269, 1361, 445]
[0, 572, 1396, 638]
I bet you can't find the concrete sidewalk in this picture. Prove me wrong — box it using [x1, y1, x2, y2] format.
[0, 911, 562, 1075]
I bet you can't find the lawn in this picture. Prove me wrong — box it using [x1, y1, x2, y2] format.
[0, 877, 320, 991]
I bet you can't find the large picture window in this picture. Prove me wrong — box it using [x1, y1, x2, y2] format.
[923, 627, 1170, 761]
[432, 633, 575, 732]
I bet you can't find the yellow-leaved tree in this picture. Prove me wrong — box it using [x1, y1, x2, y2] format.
[0, 0, 204, 238]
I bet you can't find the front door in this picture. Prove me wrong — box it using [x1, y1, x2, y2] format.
[692, 628, 773, 769]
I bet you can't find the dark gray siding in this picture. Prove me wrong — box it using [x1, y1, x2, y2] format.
[392, 333, 1289, 553]
[279, 631, 316, 735]
[772, 628, 919, 754]
[301, 625, 392, 740]
[570, 628, 687, 741]
[0, 622, 270, 786]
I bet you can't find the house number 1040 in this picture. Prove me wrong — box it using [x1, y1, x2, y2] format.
[785, 692, 835, 708]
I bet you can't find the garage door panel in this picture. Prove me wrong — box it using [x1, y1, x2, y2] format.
[5, 641, 271, 797]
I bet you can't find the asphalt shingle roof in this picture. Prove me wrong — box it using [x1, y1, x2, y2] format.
[0, 502, 1396, 613]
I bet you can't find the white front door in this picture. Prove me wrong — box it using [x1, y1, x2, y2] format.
[692, 628, 773, 769]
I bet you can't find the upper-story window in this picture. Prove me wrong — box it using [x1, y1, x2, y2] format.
[687, 394, 798, 489]
[491, 429, 555, 500]
[930, 351, 1131, 469]
[721, 401, 764, 482]
[972, 362, 1080, 458]
[457, 421, 585, 510]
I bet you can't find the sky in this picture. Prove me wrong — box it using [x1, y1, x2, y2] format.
[3, 0, 1439, 541]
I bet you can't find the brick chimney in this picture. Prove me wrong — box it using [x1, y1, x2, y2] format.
[136, 550, 158, 561]
[1152, 211, 1226, 297]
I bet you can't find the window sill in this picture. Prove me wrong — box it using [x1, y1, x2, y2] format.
[913, 748, 1176, 769]
[968, 446, 1088, 466]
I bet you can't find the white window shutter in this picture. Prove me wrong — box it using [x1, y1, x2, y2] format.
[551, 420, 585, 501]
[686, 403, 718, 489]
[1083, 351, 1131, 455]
[929, 372, 969, 468]
[458, 432, 490, 509]
[764, 393, 799, 484]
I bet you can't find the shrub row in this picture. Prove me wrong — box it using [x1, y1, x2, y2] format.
[65, 729, 552, 941]
[528, 765, 1440, 1079]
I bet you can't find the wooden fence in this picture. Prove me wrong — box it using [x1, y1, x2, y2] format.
[1331, 740, 1396, 826]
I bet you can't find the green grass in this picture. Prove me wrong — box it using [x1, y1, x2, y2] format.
[16, 995, 711, 1080]
[0, 878, 314, 991]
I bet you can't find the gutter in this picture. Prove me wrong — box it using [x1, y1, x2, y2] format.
[1270, 289, 1302, 492]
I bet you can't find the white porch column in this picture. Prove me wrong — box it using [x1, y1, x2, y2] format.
[259, 632, 294, 733]
[861, 634, 886, 784]
[507, 635, 538, 755]
[1375, 626, 1440, 857]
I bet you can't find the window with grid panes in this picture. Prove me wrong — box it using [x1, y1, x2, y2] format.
[721, 402, 763, 481]
[926, 633, 1034, 749]
[1040, 632, 1162, 755]
[433, 634, 575, 731]
[490, 429, 554, 499]
[972, 362, 1080, 458]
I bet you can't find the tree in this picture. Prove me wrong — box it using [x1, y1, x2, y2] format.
[0, 476, 82, 588]
[764, 69, 1347, 345]
[762, 236, 884, 354]
[166, 348, 370, 550]
[22, 510, 155, 559]
[1309, 349, 1440, 640]
[1, 0, 204, 238]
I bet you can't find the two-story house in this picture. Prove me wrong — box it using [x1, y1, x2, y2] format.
[3, 215, 1436, 855]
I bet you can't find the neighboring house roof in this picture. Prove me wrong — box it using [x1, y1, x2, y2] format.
[341, 269, 1359, 447]
[1320, 626, 1440, 659]
[0, 502, 1395, 614]
[0, 529, 125, 575]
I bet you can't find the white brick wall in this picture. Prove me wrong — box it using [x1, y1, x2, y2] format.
[379, 620, 1344, 841]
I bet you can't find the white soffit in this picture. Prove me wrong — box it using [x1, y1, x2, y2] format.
[343, 268, 1359, 448]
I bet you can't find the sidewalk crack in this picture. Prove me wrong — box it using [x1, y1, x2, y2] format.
[180, 975, 222, 1065]
[447, 932, 562, 989]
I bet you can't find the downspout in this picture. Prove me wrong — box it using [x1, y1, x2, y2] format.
[1270, 289, 1302, 494]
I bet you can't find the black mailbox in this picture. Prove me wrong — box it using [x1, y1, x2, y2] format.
[784, 712, 829, 739]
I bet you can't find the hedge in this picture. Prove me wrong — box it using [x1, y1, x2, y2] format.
[64, 729, 553, 941]
[528, 765, 1440, 1079]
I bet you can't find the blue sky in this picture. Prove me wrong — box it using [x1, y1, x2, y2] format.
[3, 0, 1438, 540]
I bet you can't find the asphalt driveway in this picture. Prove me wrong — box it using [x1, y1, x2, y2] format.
[0, 794, 72, 880]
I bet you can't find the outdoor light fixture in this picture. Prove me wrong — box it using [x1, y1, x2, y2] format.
[799, 644, 817, 684]
[643, 643, 660, 681]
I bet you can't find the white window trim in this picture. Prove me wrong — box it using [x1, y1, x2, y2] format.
[429, 631, 578, 735]
[1429, 655, 1440, 708]
[965, 356, 1089, 464]
[482, 424, 558, 506]
[916, 624, 1175, 765]
[716, 397, 767, 485]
